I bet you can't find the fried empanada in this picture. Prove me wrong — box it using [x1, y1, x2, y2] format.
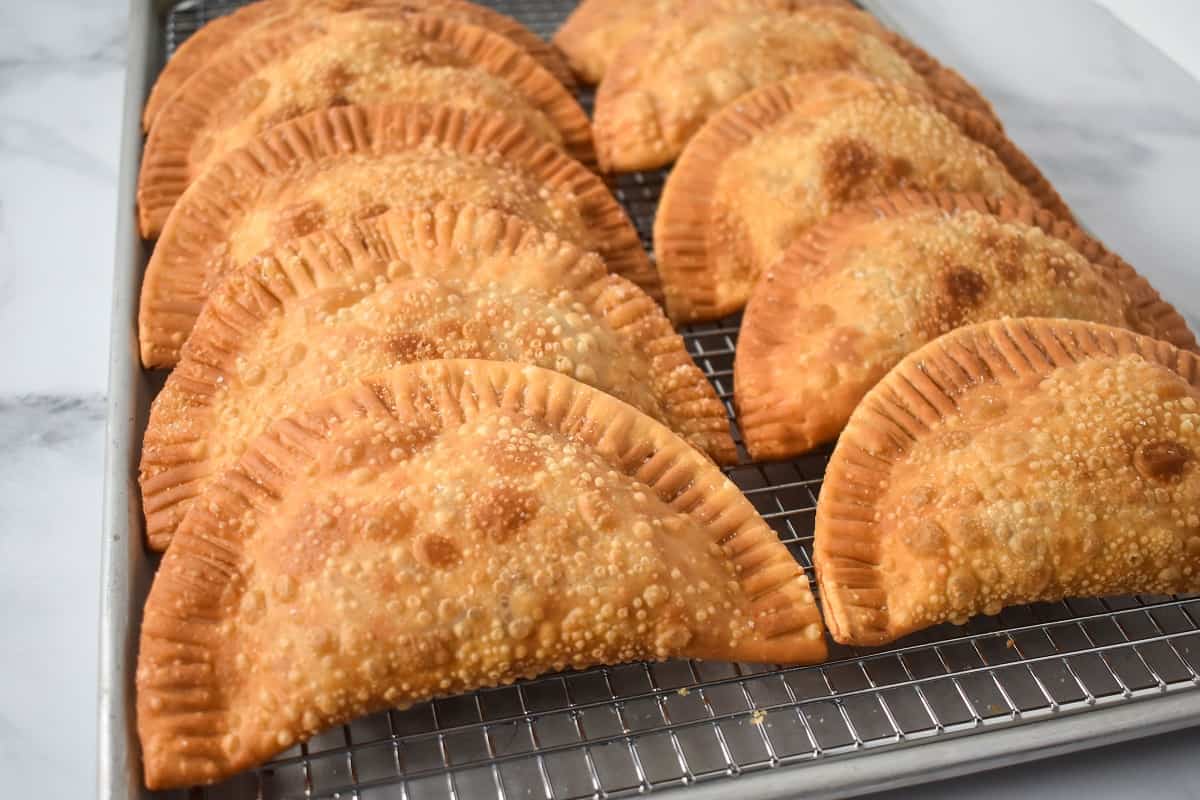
[736, 192, 1198, 460]
[143, 0, 574, 131]
[815, 318, 1200, 646]
[138, 12, 593, 237]
[556, 0, 855, 84]
[137, 359, 826, 788]
[591, 6, 998, 171]
[138, 103, 654, 369]
[141, 202, 735, 551]
[655, 73, 1072, 322]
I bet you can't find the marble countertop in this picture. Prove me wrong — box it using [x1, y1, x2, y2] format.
[1, 1, 1198, 797]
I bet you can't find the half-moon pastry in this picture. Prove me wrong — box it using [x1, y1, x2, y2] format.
[655, 73, 1072, 322]
[555, 0, 856, 84]
[815, 318, 1200, 646]
[137, 359, 826, 788]
[138, 103, 654, 369]
[138, 12, 593, 237]
[140, 203, 735, 551]
[736, 191, 1198, 460]
[591, 6, 999, 171]
[142, 0, 575, 131]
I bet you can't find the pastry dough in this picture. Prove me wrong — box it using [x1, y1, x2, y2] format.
[138, 12, 593, 237]
[140, 203, 736, 551]
[137, 359, 826, 788]
[556, 0, 856, 84]
[143, 0, 574, 131]
[591, 6, 998, 171]
[138, 103, 654, 369]
[655, 73, 1072, 322]
[815, 318, 1200, 646]
[736, 191, 1198, 460]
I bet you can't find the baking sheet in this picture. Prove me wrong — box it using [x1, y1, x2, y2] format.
[99, 2, 1200, 798]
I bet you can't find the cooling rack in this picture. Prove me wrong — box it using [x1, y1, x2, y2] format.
[107, 2, 1200, 798]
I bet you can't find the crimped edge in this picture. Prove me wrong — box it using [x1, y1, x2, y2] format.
[813, 317, 1200, 646]
[140, 201, 731, 550]
[881, 31, 1000, 127]
[654, 73, 1070, 324]
[137, 359, 824, 787]
[143, 0, 575, 131]
[138, 12, 595, 238]
[138, 102, 653, 369]
[735, 189, 1199, 461]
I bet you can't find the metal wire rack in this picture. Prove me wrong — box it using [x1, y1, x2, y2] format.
[153, 2, 1200, 798]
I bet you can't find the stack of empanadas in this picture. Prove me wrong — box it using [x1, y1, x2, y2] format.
[133, 0, 1200, 790]
[134, 0, 826, 789]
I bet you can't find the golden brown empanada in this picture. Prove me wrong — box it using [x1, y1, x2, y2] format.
[141, 202, 736, 551]
[138, 103, 654, 369]
[815, 318, 1200, 646]
[736, 191, 1198, 461]
[591, 6, 999, 171]
[655, 73, 1072, 322]
[137, 359, 826, 788]
[143, 0, 574, 131]
[556, 0, 856, 84]
[138, 11, 593, 237]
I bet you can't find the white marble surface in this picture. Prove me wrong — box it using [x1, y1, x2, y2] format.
[0, 1, 1197, 798]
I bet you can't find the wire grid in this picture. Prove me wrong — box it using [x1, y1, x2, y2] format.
[156, 2, 1200, 798]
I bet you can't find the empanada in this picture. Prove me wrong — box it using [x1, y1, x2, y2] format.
[591, 6, 998, 171]
[143, 0, 574, 131]
[815, 318, 1200, 646]
[141, 202, 736, 551]
[655, 73, 1072, 322]
[736, 191, 1198, 460]
[137, 359, 826, 788]
[138, 12, 593, 237]
[138, 103, 654, 369]
[556, 0, 856, 84]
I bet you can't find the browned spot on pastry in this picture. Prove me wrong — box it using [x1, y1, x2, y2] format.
[821, 138, 878, 204]
[820, 138, 912, 204]
[388, 332, 442, 362]
[414, 533, 460, 569]
[471, 486, 541, 543]
[322, 63, 354, 94]
[329, 95, 353, 108]
[273, 201, 326, 242]
[943, 266, 988, 307]
[925, 266, 989, 333]
[1134, 440, 1191, 481]
[1048, 258, 1077, 285]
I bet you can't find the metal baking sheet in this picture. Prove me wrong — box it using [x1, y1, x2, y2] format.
[99, 1, 1200, 798]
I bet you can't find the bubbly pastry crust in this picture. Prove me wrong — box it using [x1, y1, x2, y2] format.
[138, 103, 654, 369]
[592, 9, 928, 172]
[655, 73, 1073, 322]
[138, 12, 593, 237]
[736, 191, 1198, 461]
[555, 0, 857, 84]
[142, 0, 575, 131]
[815, 318, 1200, 646]
[141, 203, 735, 551]
[137, 359, 826, 788]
